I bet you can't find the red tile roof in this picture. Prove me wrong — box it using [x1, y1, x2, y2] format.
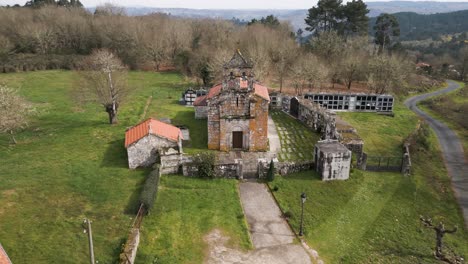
[125, 118, 183, 148]
[193, 95, 207, 106]
[207, 84, 222, 99]
[0, 243, 12, 264]
[253, 83, 270, 102]
[206, 82, 269, 102]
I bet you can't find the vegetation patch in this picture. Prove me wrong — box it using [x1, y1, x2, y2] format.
[269, 104, 468, 263]
[136, 175, 251, 263]
[338, 102, 419, 156]
[270, 137, 467, 263]
[270, 110, 321, 162]
[0, 71, 207, 263]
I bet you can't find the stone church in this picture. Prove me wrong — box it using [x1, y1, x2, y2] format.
[194, 50, 270, 151]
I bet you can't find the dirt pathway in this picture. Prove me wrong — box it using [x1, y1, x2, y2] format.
[405, 80, 468, 227]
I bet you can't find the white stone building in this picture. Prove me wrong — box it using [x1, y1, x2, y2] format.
[125, 118, 183, 169]
[314, 139, 351, 181]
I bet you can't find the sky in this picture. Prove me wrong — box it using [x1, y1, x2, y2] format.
[2, 0, 468, 9]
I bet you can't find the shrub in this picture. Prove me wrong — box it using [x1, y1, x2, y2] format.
[416, 122, 432, 150]
[193, 152, 216, 178]
[138, 165, 161, 214]
[266, 159, 275, 182]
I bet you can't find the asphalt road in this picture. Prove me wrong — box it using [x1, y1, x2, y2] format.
[405, 80, 468, 227]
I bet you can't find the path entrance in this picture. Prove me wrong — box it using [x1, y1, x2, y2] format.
[238, 182, 312, 263]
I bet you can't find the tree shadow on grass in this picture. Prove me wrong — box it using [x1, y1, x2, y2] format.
[282, 170, 322, 181]
[100, 139, 129, 168]
[124, 173, 147, 215]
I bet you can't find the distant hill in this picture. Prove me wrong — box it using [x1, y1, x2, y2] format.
[369, 10, 468, 41]
[366, 1, 468, 17]
[87, 1, 468, 31]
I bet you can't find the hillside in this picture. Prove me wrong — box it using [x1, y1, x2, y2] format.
[369, 10, 468, 41]
[86, 1, 468, 31]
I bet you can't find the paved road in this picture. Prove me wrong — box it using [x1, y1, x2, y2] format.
[405, 80, 468, 227]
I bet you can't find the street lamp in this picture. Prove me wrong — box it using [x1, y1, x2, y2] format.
[299, 192, 307, 236]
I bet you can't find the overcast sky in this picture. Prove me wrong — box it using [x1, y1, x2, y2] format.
[2, 0, 467, 9]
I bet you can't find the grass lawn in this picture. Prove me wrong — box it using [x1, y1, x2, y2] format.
[419, 81, 468, 156]
[270, 110, 321, 161]
[0, 70, 217, 263]
[137, 175, 251, 263]
[269, 102, 468, 263]
[337, 102, 419, 157]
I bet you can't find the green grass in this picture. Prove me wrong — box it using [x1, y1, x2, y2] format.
[337, 102, 419, 156]
[0, 70, 215, 263]
[419, 81, 468, 156]
[269, 106, 468, 263]
[137, 175, 251, 263]
[270, 110, 321, 161]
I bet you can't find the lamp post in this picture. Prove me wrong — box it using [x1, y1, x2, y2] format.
[299, 192, 306, 236]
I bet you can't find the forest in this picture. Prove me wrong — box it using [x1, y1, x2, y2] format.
[0, 1, 466, 91]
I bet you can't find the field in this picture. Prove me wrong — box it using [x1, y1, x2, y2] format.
[0, 70, 235, 263]
[1, 70, 467, 263]
[269, 101, 468, 263]
[137, 175, 251, 263]
[419, 81, 468, 155]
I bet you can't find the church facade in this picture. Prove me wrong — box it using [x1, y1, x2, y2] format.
[195, 50, 270, 152]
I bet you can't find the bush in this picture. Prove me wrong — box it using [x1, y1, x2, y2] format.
[138, 165, 161, 214]
[193, 152, 216, 178]
[416, 122, 432, 150]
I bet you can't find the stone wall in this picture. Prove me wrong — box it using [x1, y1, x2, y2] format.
[195, 106, 208, 119]
[127, 135, 180, 169]
[297, 99, 340, 140]
[257, 158, 315, 178]
[182, 161, 242, 178]
[119, 228, 140, 264]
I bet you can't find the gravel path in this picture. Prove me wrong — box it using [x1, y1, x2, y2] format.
[405, 80, 468, 227]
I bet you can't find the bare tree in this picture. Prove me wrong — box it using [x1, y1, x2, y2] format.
[0, 85, 35, 144]
[367, 54, 412, 94]
[79, 49, 128, 124]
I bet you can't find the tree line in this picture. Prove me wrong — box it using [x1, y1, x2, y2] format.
[1, 1, 415, 91]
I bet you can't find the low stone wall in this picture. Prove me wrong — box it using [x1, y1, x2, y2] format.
[182, 162, 241, 178]
[119, 228, 140, 264]
[257, 158, 314, 177]
[401, 144, 411, 176]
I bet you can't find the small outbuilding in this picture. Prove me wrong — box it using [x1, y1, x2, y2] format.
[0, 243, 12, 264]
[314, 139, 351, 181]
[193, 95, 208, 119]
[125, 118, 183, 169]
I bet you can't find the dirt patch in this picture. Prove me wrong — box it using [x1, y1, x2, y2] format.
[1, 189, 17, 197]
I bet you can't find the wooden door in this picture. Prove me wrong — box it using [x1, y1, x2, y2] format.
[232, 131, 243, 149]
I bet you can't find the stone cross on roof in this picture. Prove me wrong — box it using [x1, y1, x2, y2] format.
[223, 49, 253, 69]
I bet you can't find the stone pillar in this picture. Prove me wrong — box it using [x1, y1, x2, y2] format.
[357, 152, 367, 170]
[235, 159, 243, 179]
